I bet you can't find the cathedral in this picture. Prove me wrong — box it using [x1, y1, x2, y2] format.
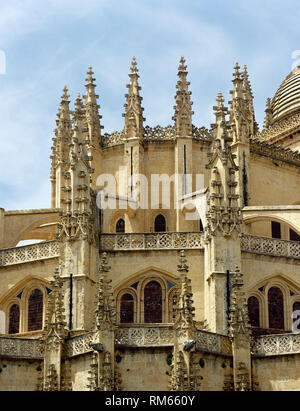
[1, 57, 300, 391]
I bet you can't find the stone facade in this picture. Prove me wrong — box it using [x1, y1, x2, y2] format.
[1, 59, 300, 391]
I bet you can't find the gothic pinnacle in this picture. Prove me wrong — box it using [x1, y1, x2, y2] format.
[264, 97, 272, 129]
[123, 57, 145, 139]
[83, 65, 102, 148]
[173, 56, 194, 137]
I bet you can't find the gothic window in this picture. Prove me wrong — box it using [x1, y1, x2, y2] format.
[268, 287, 284, 330]
[116, 218, 125, 233]
[8, 304, 20, 334]
[120, 293, 134, 323]
[247, 296, 260, 328]
[144, 281, 162, 323]
[28, 289, 43, 331]
[200, 219, 204, 232]
[154, 214, 166, 232]
[271, 221, 281, 239]
[290, 229, 300, 242]
[293, 301, 300, 332]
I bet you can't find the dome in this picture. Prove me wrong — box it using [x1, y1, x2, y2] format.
[271, 65, 300, 122]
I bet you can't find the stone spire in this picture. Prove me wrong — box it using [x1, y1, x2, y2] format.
[173, 57, 194, 137]
[58, 93, 95, 243]
[228, 62, 249, 143]
[51, 86, 73, 206]
[228, 266, 252, 392]
[174, 250, 195, 330]
[44, 267, 68, 340]
[83, 66, 103, 149]
[206, 92, 241, 238]
[211, 92, 231, 152]
[242, 65, 259, 135]
[94, 253, 116, 331]
[264, 97, 273, 129]
[228, 267, 251, 338]
[123, 57, 145, 140]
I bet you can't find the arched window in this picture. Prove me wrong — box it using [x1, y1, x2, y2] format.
[8, 304, 20, 334]
[293, 301, 300, 332]
[154, 215, 166, 232]
[247, 296, 260, 328]
[120, 293, 134, 324]
[144, 281, 162, 323]
[200, 219, 204, 232]
[28, 289, 43, 331]
[116, 218, 125, 233]
[268, 287, 284, 330]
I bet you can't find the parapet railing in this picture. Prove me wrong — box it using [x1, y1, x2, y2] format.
[4, 329, 300, 359]
[251, 333, 300, 357]
[195, 329, 232, 356]
[241, 234, 300, 260]
[115, 325, 174, 347]
[0, 336, 44, 359]
[102, 125, 212, 147]
[0, 241, 60, 267]
[100, 232, 204, 251]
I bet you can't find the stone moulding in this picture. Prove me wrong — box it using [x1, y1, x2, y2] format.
[100, 232, 203, 251]
[251, 333, 300, 357]
[241, 234, 300, 260]
[256, 111, 300, 143]
[250, 138, 300, 168]
[0, 241, 60, 267]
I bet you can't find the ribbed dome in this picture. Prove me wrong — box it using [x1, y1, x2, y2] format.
[271, 66, 300, 122]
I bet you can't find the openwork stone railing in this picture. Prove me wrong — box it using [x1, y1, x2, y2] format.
[0, 337, 44, 359]
[0, 241, 60, 267]
[196, 330, 232, 356]
[100, 232, 204, 251]
[115, 326, 174, 347]
[102, 125, 212, 147]
[102, 130, 125, 147]
[251, 333, 300, 357]
[63, 332, 95, 358]
[241, 234, 300, 260]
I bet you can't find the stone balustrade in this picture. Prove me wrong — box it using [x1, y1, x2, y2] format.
[63, 332, 95, 358]
[0, 241, 60, 267]
[115, 325, 174, 347]
[251, 333, 300, 357]
[3, 330, 300, 360]
[0, 337, 44, 359]
[100, 232, 204, 251]
[196, 330, 232, 356]
[241, 234, 300, 260]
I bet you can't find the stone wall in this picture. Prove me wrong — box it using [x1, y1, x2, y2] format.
[253, 354, 300, 391]
[0, 358, 42, 391]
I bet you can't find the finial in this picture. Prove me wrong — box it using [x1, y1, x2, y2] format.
[100, 252, 111, 273]
[130, 56, 138, 74]
[233, 61, 241, 80]
[86, 65, 95, 84]
[177, 250, 189, 273]
[178, 56, 187, 72]
[61, 85, 70, 101]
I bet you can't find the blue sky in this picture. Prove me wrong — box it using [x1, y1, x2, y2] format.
[0, 0, 300, 210]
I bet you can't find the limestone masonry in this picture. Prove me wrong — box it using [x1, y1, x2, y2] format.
[1, 58, 300, 391]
